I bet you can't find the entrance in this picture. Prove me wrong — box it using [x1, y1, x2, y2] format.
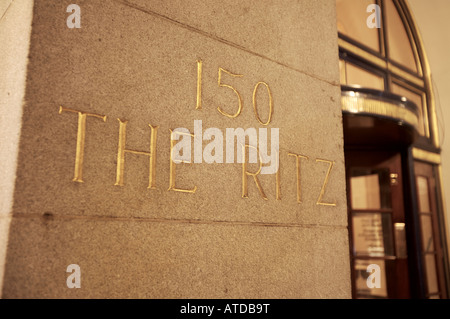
[346, 150, 410, 298]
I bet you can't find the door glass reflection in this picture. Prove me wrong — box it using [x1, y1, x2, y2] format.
[417, 176, 431, 213]
[424, 254, 439, 295]
[352, 213, 394, 257]
[420, 214, 435, 253]
[351, 169, 392, 210]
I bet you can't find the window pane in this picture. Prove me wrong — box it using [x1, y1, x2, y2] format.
[337, 0, 381, 52]
[346, 63, 385, 90]
[352, 213, 394, 257]
[420, 214, 435, 253]
[391, 83, 426, 136]
[354, 259, 388, 298]
[351, 174, 381, 209]
[350, 169, 392, 209]
[394, 222, 408, 258]
[385, 0, 418, 72]
[416, 176, 431, 213]
[424, 254, 439, 294]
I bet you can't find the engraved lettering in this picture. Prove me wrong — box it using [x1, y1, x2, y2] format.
[114, 119, 159, 188]
[288, 153, 309, 203]
[217, 67, 244, 118]
[242, 144, 268, 200]
[258, 128, 279, 175]
[168, 129, 197, 193]
[171, 128, 192, 164]
[316, 159, 337, 206]
[276, 153, 281, 200]
[58, 106, 107, 183]
[196, 60, 203, 110]
[252, 81, 273, 126]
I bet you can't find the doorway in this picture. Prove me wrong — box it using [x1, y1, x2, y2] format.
[346, 150, 410, 298]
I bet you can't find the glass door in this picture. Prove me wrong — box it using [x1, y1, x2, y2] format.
[346, 151, 410, 298]
[415, 161, 448, 299]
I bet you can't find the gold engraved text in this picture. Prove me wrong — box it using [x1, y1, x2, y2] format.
[168, 129, 197, 193]
[288, 153, 309, 203]
[114, 119, 159, 188]
[316, 159, 336, 206]
[217, 67, 244, 118]
[196, 60, 203, 110]
[253, 82, 273, 126]
[276, 153, 281, 200]
[242, 144, 268, 200]
[58, 106, 107, 183]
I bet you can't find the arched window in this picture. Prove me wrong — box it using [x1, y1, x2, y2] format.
[337, 0, 436, 142]
[336, 0, 449, 299]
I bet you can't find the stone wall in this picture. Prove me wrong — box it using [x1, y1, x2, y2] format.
[1, 0, 350, 298]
